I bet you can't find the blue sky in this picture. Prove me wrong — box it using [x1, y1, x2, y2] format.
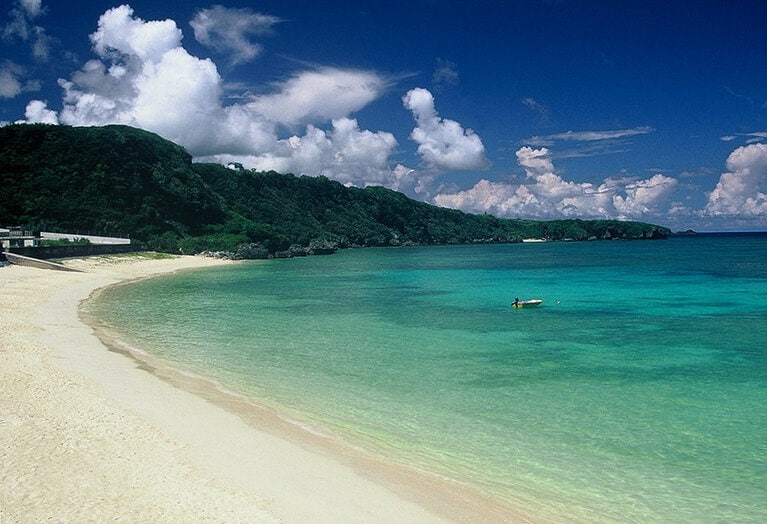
[2, 0, 766, 231]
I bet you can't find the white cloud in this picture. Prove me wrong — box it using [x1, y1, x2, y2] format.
[25, 98, 57, 123]
[3, 0, 39, 38]
[434, 146, 677, 220]
[49, 5, 261, 156]
[516, 146, 555, 175]
[435, 179, 537, 217]
[90, 5, 182, 61]
[204, 117, 400, 188]
[1, 59, 42, 104]
[525, 126, 654, 147]
[19, 0, 42, 18]
[0, 62, 22, 98]
[403, 87, 488, 171]
[432, 58, 459, 87]
[2, 0, 53, 60]
[14, 4, 713, 228]
[704, 143, 767, 216]
[612, 173, 678, 218]
[248, 68, 388, 127]
[20, 5, 401, 185]
[390, 164, 418, 193]
[190, 5, 280, 65]
[721, 131, 767, 145]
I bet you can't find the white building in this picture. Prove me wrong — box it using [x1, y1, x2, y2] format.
[0, 227, 39, 249]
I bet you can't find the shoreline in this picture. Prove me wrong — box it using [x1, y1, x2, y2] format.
[1, 254, 533, 523]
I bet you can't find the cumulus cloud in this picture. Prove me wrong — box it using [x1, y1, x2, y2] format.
[516, 146, 555, 175]
[248, 68, 388, 127]
[90, 5, 182, 61]
[13, 4, 700, 227]
[435, 146, 677, 220]
[704, 143, 767, 216]
[23, 4, 398, 176]
[24, 98, 57, 123]
[2, 0, 53, 61]
[209, 117, 399, 187]
[190, 5, 280, 65]
[403, 87, 489, 171]
[390, 164, 419, 193]
[612, 174, 679, 218]
[43, 5, 262, 156]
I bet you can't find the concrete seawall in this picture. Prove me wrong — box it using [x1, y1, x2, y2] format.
[3, 252, 84, 272]
[5, 243, 145, 260]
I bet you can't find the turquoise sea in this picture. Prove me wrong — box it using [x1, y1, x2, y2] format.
[89, 234, 767, 522]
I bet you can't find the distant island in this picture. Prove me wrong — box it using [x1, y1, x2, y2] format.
[0, 124, 671, 258]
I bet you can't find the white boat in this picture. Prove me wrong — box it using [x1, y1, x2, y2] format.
[511, 299, 543, 309]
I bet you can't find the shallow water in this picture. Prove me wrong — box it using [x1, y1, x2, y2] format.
[91, 235, 767, 522]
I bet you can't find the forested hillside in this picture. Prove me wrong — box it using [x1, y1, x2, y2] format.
[0, 124, 670, 255]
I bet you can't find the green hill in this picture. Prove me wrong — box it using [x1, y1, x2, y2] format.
[0, 123, 670, 255]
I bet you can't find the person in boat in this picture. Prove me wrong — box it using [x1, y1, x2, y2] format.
[513, 297, 520, 308]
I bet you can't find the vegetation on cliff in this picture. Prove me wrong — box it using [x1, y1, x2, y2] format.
[0, 124, 670, 255]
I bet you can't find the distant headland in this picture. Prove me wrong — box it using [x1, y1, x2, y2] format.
[1, 124, 671, 259]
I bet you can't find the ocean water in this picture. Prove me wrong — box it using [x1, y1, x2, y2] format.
[89, 235, 767, 522]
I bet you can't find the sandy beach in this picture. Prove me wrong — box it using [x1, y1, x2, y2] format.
[0, 254, 526, 523]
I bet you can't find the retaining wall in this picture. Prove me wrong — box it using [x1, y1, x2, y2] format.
[2, 252, 83, 272]
[4, 243, 146, 260]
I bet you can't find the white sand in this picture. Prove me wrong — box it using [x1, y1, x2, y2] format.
[0, 254, 529, 523]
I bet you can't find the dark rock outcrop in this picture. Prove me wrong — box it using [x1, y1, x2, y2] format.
[200, 242, 269, 260]
[307, 240, 338, 255]
[232, 243, 270, 260]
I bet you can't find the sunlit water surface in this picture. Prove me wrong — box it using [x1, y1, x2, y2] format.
[90, 235, 767, 522]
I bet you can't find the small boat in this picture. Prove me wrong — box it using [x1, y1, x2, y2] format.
[511, 299, 543, 309]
